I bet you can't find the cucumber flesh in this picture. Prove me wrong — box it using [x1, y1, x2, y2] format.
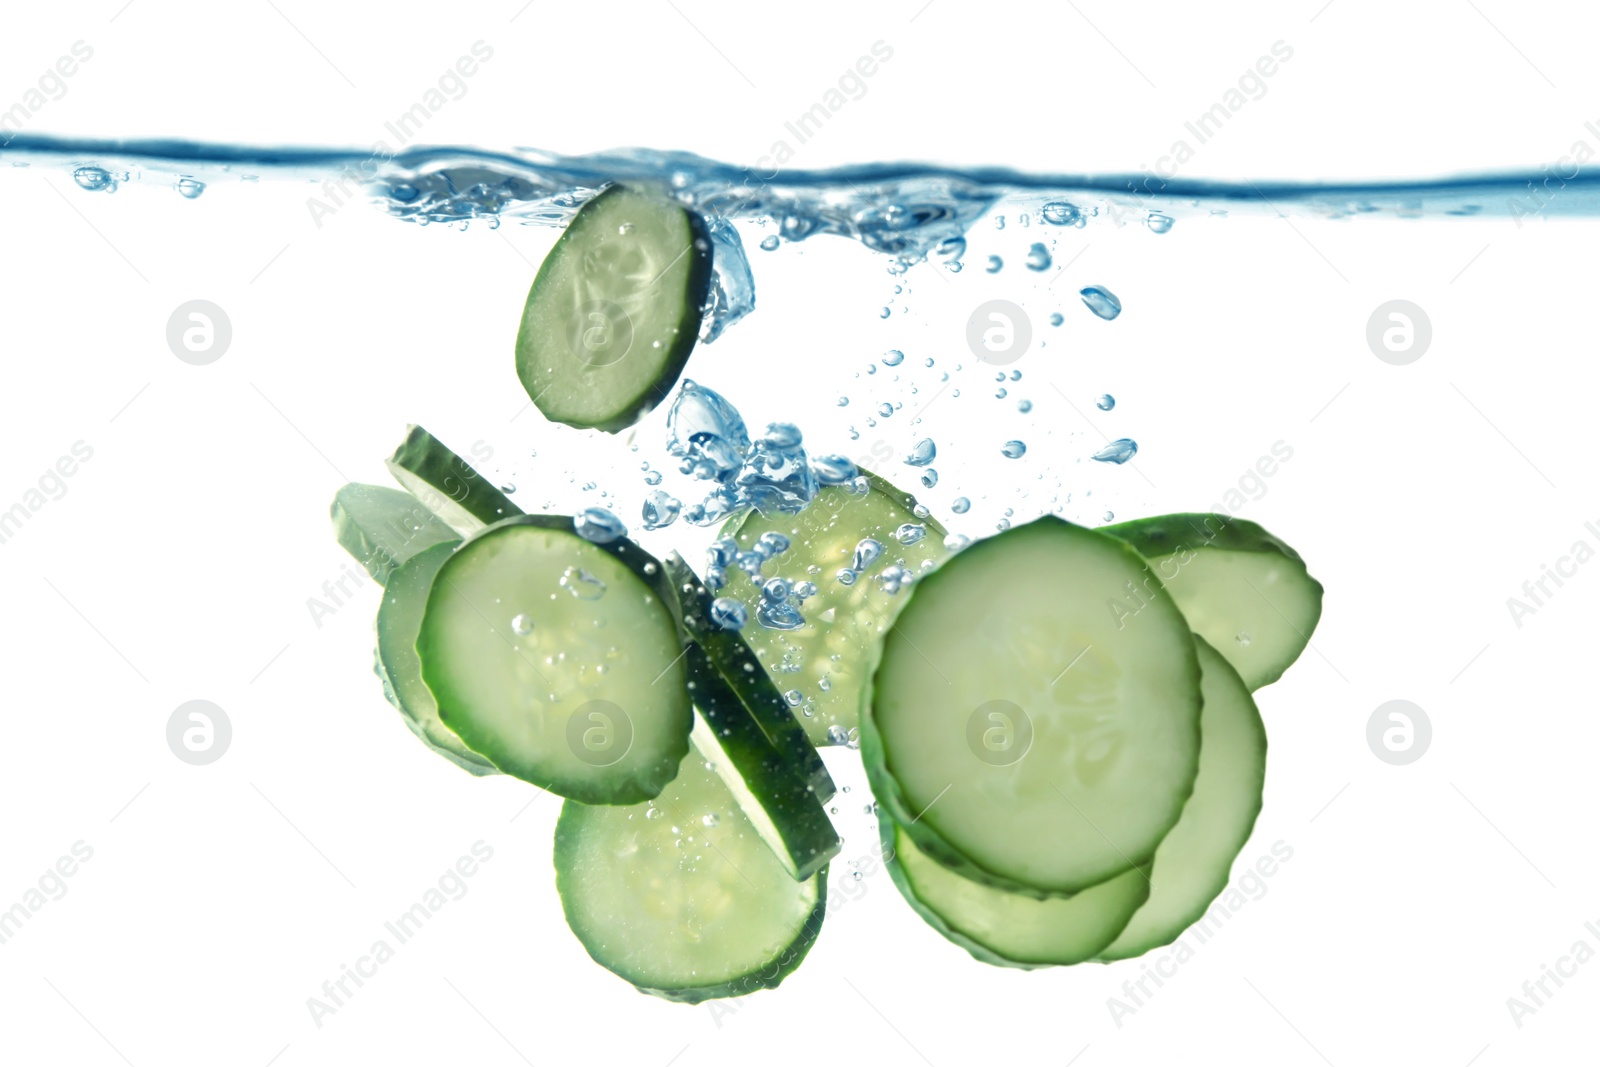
[882, 817, 1150, 968]
[722, 472, 946, 746]
[863, 515, 1202, 896]
[1106, 513, 1322, 690]
[554, 745, 827, 1003]
[417, 516, 691, 804]
[665, 553, 835, 802]
[516, 184, 713, 433]
[686, 643, 840, 881]
[387, 425, 521, 535]
[1098, 636, 1267, 960]
[331, 482, 457, 584]
[374, 540, 499, 776]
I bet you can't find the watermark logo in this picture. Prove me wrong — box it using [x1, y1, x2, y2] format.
[167, 300, 232, 365]
[966, 299, 1031, 365]
[566, 700, 633, 767]
[966, 699, 1032, 765]
[167, 700, 232, 766]
[1366, 300, 1431, 365]
[1366, 700, 1430, 765]
[565, 301, 634, 367]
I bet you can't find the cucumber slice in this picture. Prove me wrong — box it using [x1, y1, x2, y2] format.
[665, 553, 835, 802]
[881, 816, 1150, 969]
[686, 643, 840, 881]
[417, 515, 691, 804]
[1098, 636, 1267, 960]
[330, 482, 458, 584]
[722, 472, 947, 747]
[1106, 513, 1322, 690]
[374, 540, 499, 776]
[515, 184, 713, 433]
[387, 425, 522, 535]
[862, 515, 1202, 897]
[554, 745, 827, 1003]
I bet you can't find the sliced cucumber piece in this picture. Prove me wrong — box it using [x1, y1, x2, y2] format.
[665, 553, 834, 802]
[1106, 513, 1322, 690]
[686, 643, 840, 881]
[882, 817, 1150, 968]
[373, 540, 499, 776]
[417, 516, 690, 804]
[554, 745, 827, 1003]
[722, 472, 947, 747]
[387, 425, 521, 535]
[1098, 636, 1267, 960]
[330, 482, 457, 584]
[515, 184, 713, 433]
[862, 515, 1202, 897]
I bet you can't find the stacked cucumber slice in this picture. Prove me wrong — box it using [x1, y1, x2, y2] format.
[324, 181, 1326, 1000]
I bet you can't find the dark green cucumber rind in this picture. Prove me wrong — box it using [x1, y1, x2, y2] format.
[552, 802, 828, 1003]
[664, 553, 835, 802]
[331, 482, 458, 584]
[685, 643, 840, 881]
[859, 515, 1203, 899]
[386, 425, 522, 534]
[374, 540, 499, 776]
[419, 515, 691, 804]
[1104, 512, 1323, 689]
[1095, 636, 1268, 961]
[877, 815, 1151, 969]
[515, 184, 713, 433]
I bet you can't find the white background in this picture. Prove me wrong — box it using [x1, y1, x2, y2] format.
[2, 3, 1598, 1066]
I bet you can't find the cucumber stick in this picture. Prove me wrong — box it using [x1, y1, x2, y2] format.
[417, 515, 691, 804]
[665, 553, 835, 803]
[330, 482, 458, 584]
[863, 515, 1202, 897]
[1106, 513, 1322, 690]
[555, 745, 827, 1003]
[1098, 636, 1267, 959]
[374, 540, 499, 776]
[516, 184, 713, 433]
[685, 642, 839, 881]
[723, 473, 946, 747]
[882, 817, 1150, 968]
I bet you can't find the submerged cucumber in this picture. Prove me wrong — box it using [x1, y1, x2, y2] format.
[665, 553, 835, 803]
[863, 515, 1202, 897]
[1098, 636, 1267, 960]
[417, 516, 691, 804]
[1106, 513, 1322, 689]
[554, 745, 827, 1003]
[516, 184, 713, 433]
[374, 540, 499, 776]
[686, 643, 839, 881]
[881, 816, 1150, 968]
[722, 472, 946, 746]
[387, 425, 521, 535]
[330, 482, 458, 584]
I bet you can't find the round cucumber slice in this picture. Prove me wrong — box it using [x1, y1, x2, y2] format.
[386, 425, 521, 536]
[417, 516, 691, 804]
[515, 183, 713, 433]
[1106, 513, 1322, 690]
[374, 539, 499, 776]
[881, 816, 1150, 968]
[1097, 636, 1267, 960]
[330, 482, 458, 584]
[555, 746, 827, 1003]
[862, 515, 1203, 897]
[722, 472, 946, 747]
